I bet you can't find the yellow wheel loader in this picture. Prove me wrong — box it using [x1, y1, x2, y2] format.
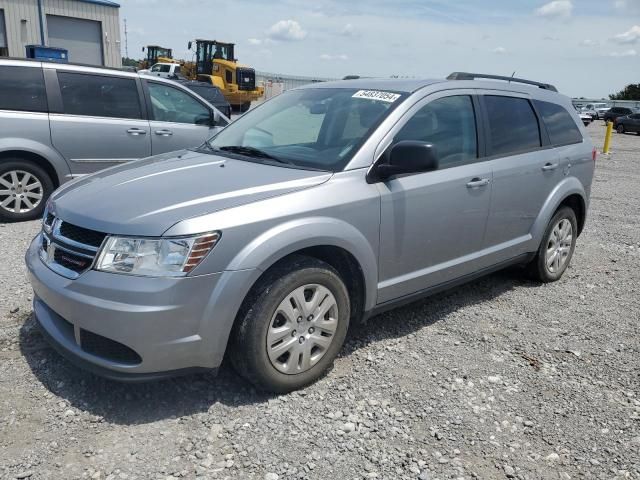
[185, 40, 264, 112]
[139, 45, 174, 70]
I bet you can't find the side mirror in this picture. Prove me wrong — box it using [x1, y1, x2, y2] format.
[142, 46, 145, 52]
[188, 41, 192, 50]
[373, 141, 438, 182]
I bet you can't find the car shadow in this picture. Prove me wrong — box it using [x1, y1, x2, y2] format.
[19, 267, 539, 426]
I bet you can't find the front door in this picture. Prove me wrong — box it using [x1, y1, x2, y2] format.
[145, 81, 217, 155]
[49, 70, 150, 176]
[377, 93, 492, 303]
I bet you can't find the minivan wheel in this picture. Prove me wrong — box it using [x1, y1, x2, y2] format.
[527, 206, 578, 283]
[0, 159, 54, 223]
[229, 255, 350, 393]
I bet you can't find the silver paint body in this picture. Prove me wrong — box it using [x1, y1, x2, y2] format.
[0, 59, 228, 181]
[25, 77, 595, 376]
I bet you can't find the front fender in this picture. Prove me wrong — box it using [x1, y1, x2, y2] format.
[227, 217, 379, 311]
[531, 176, 587, 245]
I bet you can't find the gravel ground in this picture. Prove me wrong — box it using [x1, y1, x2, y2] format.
[1, 123, 639, 480]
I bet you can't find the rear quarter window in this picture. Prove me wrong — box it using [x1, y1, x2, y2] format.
[534, 100, 583, 146]
[0, 66, 47, 113]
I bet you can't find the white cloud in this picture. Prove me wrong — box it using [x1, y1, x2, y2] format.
[340, 23, 359, 37]
[320, 53, 349, 60]
[247, 38, 262, 45]
[580, 39, 598, 46]
[608, 48, 637, 57]
[266, 20, 307, 41]
[492, 46, 508, 54]
[535, 1, 573, 18]
[611, 25, 640, 44]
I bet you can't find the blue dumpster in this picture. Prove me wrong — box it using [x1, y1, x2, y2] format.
[25, 45, 69, 63]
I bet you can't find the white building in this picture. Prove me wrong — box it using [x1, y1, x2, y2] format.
[0, 0, 121, 67]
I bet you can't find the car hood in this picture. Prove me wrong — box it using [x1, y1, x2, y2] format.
[51, 150, 332, 236]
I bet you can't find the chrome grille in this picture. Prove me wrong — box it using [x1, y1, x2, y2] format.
[39, 216, 107, 279]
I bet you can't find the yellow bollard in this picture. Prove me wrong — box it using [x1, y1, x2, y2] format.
[603, 121, 613, 154]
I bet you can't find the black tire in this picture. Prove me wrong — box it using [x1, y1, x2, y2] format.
[617, 124, 625, 134]
[240, 102, 251, 113]
[527, 206, 578, 283]
[0, 158, 54, 223]
[229, 255, 350, 393]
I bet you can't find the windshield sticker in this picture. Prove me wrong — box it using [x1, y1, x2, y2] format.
[352, 90, 401, 103]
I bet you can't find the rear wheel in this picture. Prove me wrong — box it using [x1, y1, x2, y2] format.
[229, 255, 350, 393]
[240, 102, 251, 113]
[0, 159, 54, 223]
[527, 206, 577, 283]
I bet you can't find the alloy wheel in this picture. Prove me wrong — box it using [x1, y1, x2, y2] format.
[0, 170, 43, 214]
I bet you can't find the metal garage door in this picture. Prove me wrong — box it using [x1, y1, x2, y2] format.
[47, 15, 103, 65]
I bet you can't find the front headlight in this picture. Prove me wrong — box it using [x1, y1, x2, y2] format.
[95, 232, 220, 277]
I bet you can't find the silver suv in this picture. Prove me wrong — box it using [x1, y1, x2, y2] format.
[0, 59, 229, 222]
[26, 73, 595, 392]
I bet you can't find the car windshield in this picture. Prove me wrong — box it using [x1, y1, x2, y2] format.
[207, 87, 405, 171]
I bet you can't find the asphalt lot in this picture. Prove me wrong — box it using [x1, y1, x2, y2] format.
[0, 122, 639, 480]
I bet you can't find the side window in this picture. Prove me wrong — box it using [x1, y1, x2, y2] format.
[150, 64, 161, 72]
[394, 95, 478, 169]
[0, 9, 7, 57]
[57, 72, 142, 119]
[534, 100, 583, 146]
[225, 70, 232, 84]
[484, 96, 540, 156]
[147, 82, 211, 125]
[0, 66, 47, 112]
[174, 66, 181, 74]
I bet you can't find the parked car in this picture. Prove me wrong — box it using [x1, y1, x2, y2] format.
[575, 107, 592, 126]
[581, 102, 609, 120]
[138, 62, 181, 79]
[177, 79, 232, 119]
[0, 59, 229, 222]
[615, 113, 640, 134]
[603, 106, 636, 124]
[26, 73, 595, 392]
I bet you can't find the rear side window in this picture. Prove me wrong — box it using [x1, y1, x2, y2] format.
[534, 100, 582, 146]
[484, 96, 541, 156]
[394, 95, 478, 169]
[57, 72, 142, 119]
[0, 66, 47, 112]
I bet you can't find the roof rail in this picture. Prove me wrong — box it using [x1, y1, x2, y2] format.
[446, 72, 558, 92]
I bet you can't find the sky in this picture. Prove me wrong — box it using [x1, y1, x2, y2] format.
[117, 0, 640, 98]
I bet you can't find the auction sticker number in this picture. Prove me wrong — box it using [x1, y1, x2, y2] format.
[352, 90, 401, 103]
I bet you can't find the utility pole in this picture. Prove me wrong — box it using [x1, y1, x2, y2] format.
[124, 18, 128, 58]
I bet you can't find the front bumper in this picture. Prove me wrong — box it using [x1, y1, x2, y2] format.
[25, 234, 257, 379]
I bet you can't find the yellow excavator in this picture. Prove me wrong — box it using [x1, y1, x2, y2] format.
[139, 45, 173, 70]
[183, 39, 264, 112]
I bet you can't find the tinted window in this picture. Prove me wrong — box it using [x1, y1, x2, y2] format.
[148, 82, 210, 125]
[58, 72, 142, 119]
[0, 66, 47, 112]
[394, 95, 477, 168]
[485, 96, 540, 156]
[534, 100, 582, 146]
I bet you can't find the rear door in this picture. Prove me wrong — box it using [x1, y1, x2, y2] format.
[480, 94, 581, 263]
[143, 80, 218, 155]
[628, 113, 640, 132]
[48, 69, 151, 175]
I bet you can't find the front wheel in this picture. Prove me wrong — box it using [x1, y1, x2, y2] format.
[229, 255, 350, 393]
[527, 207, 578, 282]
[617, 124, 625, 134]
[0, 159, 54, 223]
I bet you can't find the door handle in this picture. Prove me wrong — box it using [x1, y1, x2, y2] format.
[466, 177, 490, 188]
[155, 129, 173, 136]
[541, 162, 559, 171]
[127, 128, 147, 136]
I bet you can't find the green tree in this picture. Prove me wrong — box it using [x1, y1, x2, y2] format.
[121, 57, 140, 67]
[609, 84, 640, 100]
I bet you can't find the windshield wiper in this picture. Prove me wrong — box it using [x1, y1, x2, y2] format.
[217, 146, 294, 165]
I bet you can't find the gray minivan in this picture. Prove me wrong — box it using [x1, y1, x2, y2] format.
[26, 73, 595, 392]
[0, 59, 229, 222]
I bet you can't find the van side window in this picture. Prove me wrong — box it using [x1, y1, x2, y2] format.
[0, 66, 47, 113]
[484, 96, 540, 156]
[534, 100, 583, 146]
[147, 82, 211, 125]
[394, 95, 478, 169]
[57, 72, 142, 119]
